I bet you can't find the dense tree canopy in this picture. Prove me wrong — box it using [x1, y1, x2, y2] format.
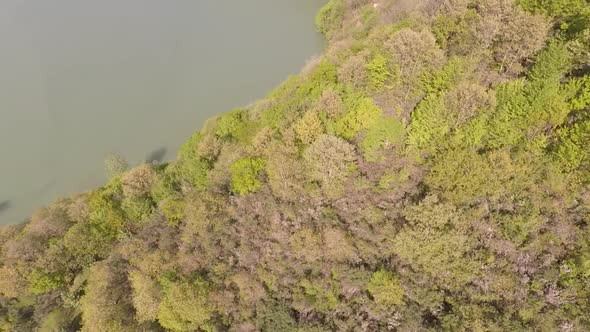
[1, 0, 589, 331]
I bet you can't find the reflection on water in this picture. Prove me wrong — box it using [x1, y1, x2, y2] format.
[0, 0, 325, 224]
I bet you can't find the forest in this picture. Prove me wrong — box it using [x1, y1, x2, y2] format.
[0, 0, 589, 330]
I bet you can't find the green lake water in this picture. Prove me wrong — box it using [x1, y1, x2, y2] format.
[0, 0, 325, 224]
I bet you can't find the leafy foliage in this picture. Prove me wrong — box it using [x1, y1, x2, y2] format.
[367, 270, 404, 307]
[315, 0, 344, 39]
[333, 96, 382, 139]
[2, 0, 590, 331]
[361, 115, 404, 161]
[103, 153, 128, 179]
[157, 277, 213, 332]
[230, 157, 266, 195]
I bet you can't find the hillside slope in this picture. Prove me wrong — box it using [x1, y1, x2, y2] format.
[1, 0, 589, 330]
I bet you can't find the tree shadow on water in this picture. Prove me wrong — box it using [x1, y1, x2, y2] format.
[145, 147, 167, 164]
[0, 200, 11, 215]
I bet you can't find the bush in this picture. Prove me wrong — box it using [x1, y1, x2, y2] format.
[256, 301, 297, 332]
[421, 57, 467, 94]
[80, 263, 138, 331]
[315, 88, 345, 119]
[486, 42, 572, 148]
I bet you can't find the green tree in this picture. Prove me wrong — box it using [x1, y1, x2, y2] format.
[303, 135, 356, 196]
[230, 157, 266, 195]
[367, 270, 404, 307]
[121, 164, 156, 199]
[157, 278, 213, 332]
[366, 53, 395, 91]
[315, 0, 344, 39]
[80, 263, 140, 332]
[393, 196, 477, 290]
[215, 109, 247, 141]
[294, 110, 324, 144]
[104, 153, 128, 179]
[361, 115, 404, 161]
[129, 271, 161, 323]
[28, 269, 64, 295]
[333, 97, 382, 139]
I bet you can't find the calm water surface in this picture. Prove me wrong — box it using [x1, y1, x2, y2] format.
[0, 0, 325, 224]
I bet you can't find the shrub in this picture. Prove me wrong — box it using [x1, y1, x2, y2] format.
[421, 57, 467, 94]
[517, 0, 587, 18]
[486, 42, 572, 148]
[393, 196, 476, 289]
[432, 9, 479, 52]
[80, 263, 138, 331]
[265, 143, 306, 202]
[87, 191, 126, 239]
[338, 51, 370, 89]
[38, 310, 70, 332]
[386, 28, 444, 79]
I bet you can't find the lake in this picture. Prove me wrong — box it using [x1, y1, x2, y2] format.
[0, 0, 325, 224]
